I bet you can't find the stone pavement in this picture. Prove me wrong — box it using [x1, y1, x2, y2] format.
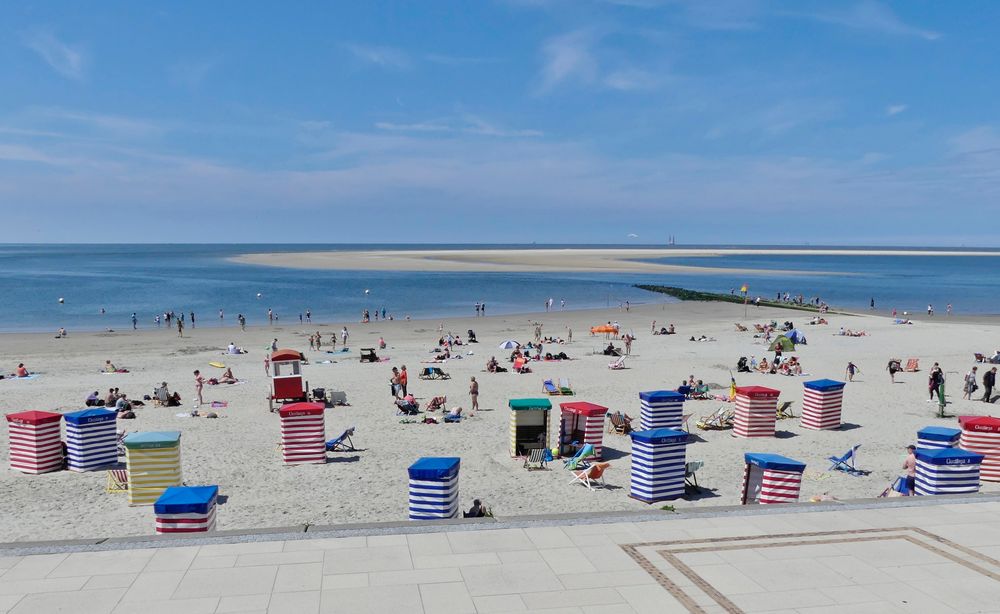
[3, 496, 1000, 613]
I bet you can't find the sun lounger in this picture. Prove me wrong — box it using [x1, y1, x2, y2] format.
[754, 324, 766, 333]
[879, 475, 909, 497]
[776, 401, 795, 420]
[607, 411, 633, 435]
[735, 323, 748, 332]
[395, 399, 420, 415]
[681, 413, 692, 432]
[542, 379, 560, 395]
[696, 407, 734, 430]
[828, 444, 869, 476]
[523, 447, 550, 470]
[564, 443, 595, 471]
[904, 358, 919, 372]
[569, 462, 610, 490]
[608, 356, 626, 370]
[106, 469, 129, 494]
[685, 460, 703, 493]
[558, 378, 574, 395]
[419, 366, 450, 380]
[325, 426, 356, 452]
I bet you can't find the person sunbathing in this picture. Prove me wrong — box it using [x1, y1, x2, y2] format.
[104, 360, 128, 373]
[756, 358, 770, 373]
[692, 380, 711, 398]
[15, 363, 29, 377]
[219, 368, 238, 384]
[666, 324, 675, 334]
[427, 396, 447, 411]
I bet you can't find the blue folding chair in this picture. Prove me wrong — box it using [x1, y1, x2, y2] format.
[325, 426, 356, 452]
[828, 444, 869, 476]
[564, 443, 595, 471]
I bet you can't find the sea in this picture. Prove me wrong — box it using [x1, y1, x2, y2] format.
[0, 244, 998, 333]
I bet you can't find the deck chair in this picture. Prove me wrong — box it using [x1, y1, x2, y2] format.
[360, 348, 379, 363]
[569, 462, 610, 490]
[116, 430, 127, 456]
[754, 324, 766, 333]
[106, 469, 129, 494]
[153, 386, 169, 406]
[325, 426, 356, 452]
[395, 399, 420, 415]
[564, 443, 595, 471]
[684, 461, 703, 493]
[608, 356, 626, 370]
[680, 413, 692, 432]
[607, 411, 633, 435]
[542, 379, 560, 395]
[558, 378, 574, 395]
[828, 444, 869, 476]
[776, 401, 795, 420]
[904, 358, 920, 372]
[735, 323, 748, 332]
[523, 447, 550, 470]
[879, 475, 909, 498]
[696, 407, 734, 430]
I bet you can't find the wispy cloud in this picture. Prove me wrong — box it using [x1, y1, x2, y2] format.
[603, 67, 661, 91]
[31, 108, 165, 139]
[538, 30, 599, 92]
[705, 99, 840, 139]
[790, 2, 940, 41]
[343, 43, 410, 69]
[375, 115, 542, 138]
[424, 53, 494, 66]
[22, 29, 86, 80]
[886, 104, 908, 116]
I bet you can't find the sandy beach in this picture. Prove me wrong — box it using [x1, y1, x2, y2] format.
[1, 301, 997, 542]
[232, 248, 1000, 275]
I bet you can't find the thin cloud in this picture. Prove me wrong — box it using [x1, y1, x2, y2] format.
[538, 30, 599, 92]
[22, 29, 86, 80]
[375, 116, 542, 138]
[424, 53, 495, 66]
[886, 104, 908, 116]
[375, 121, 452, 133]
[789, 2, 940, 41]
[343, 43, 410, 69]
[169, 57, 222, 88]
[604, 68, 660, 91]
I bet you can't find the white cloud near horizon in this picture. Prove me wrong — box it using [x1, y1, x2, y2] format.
[22, 29, 86, 80]
[375, 115, 542, 138]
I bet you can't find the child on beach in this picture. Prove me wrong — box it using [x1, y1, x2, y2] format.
[193, 370, 205, 408]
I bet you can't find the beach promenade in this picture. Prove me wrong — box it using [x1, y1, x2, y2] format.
[2, 494, 1000, 613]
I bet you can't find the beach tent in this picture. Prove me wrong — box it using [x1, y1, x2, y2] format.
[915, 448, 983, 495]
[64, 408, 118, 472]
[124, 431, 182, 505]
[800, 379, 845, 431]
[498, 340, 520, 350]
[741, 453, 805, 504]
[6, 410, 63, 474]
[629, 428, 688, 503]
[768, 336, 795, 352]
[154, 485, 219, 533]
[784, 329, 807, 345]
[508, 398, 552, 456]
[559, 402, 607, 459]
[733, 386, 780, 438]
[638, 390, 685, 431]
[959, 415, 1000, 481]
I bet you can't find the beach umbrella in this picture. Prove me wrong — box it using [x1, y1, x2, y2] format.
[498, 340, 520, 350]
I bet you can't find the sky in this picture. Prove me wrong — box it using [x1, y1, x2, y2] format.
[1, 1, 998, 245]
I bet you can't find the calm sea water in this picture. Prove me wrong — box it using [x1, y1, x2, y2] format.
[0, 244, 997, 332]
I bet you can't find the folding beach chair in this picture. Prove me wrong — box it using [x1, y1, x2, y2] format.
[419, 367, 450, 380]
[607, 411, 633, 435]
[523, 447, 550, 470]
[681, 413, 692, 432]
[776, 401, 795, 420]
[558, 378, 574, 395]
[608, 356, 626, 370]
[106, 469, 129, 494]
[685, 460, 704, 494]
[904, 358, 920, 372]
[569, 462, 610, 490]
[116, 430, 128, 456]
[325, 426, 356, 452]
[696, 407, 734, 430]
[360, 348, 379, 363]
[542, 379, 560, 395]
[564, 443, 595, 471]
[828, 444, 869, 476]
[395, 399, 420, 415]
[878, 475, 910, 498]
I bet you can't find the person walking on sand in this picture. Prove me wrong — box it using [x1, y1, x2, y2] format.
[341, 327, 349, 346]
[623, 333, 633, 356]
[193, 369, 205, 408]
[469, 376, 479, 414]
[846, 361, 860, 382]
[983, 367, 997, 403]
[308, 334, 315, 351]
[964, 366, 979, 400]
[315, 332, 322, 351]
[928, 363, 944, 401]
[400, 365, 408, 396]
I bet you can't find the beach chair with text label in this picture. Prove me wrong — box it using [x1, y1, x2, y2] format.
[828, 444, 869, 476]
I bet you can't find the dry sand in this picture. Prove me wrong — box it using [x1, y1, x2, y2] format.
[232, 248, 1000, 275]
[1, 301, 998, 542]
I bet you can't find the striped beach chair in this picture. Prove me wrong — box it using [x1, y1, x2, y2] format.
[106, 469, 129, 494]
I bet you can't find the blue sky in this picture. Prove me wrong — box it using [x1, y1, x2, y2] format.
[1, 1, 997, 245]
